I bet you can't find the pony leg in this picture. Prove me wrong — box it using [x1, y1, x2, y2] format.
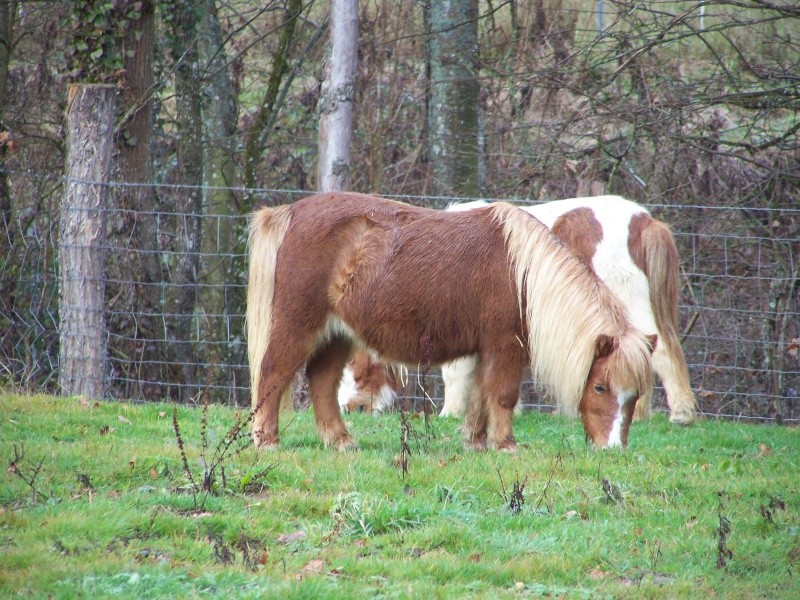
[480, 353, 524, 452]
[306, 337, 359, 451]
[252, 310, 320, 448]
[440, 356, 478, 417]
[462, 390, 488, 451]
[465, 348, 525, 452]
[652, 331, 697, 424]
[461, 357, 488, 451]
[632, 387, 652, 421]
[252, 346, 308, 449]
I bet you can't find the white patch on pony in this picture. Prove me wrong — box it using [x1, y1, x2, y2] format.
[440, 356, 478, 417]
[374, 383, 396, 413]
[323, 315, 358, 344]
[605, 389, 636, 448]
[337, 366, 358, 409]
[528, 196, 658, 336]
[336, 368, 396, 413]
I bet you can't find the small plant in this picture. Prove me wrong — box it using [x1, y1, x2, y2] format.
[414, 367, 437, 449]
[601, 478, 625, 505]
[533, 449, 564, 513]
[759, 496, 786, 528]
[6, 443, 49, 504]
[498, 469, 527, 515]
[171, 392, 264, 512]
[645, 539, 662, 572]
[716, 491, 733, 569]
[398, 410, 412, 480]
[329, 491, 425, 538]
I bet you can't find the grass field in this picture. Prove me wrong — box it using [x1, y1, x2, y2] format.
[1, 392, 798, 598]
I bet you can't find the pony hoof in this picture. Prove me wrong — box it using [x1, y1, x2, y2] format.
[327, 436, 360, 452]
[464, 439, 488, 452]
[253, 430, 280, 450]
[669, 412, 695, 425]
[255, 439, 280, 450]
[496, 442, 517, 453]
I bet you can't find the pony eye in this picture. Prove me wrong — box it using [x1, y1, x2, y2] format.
[594, 384, 606, 394]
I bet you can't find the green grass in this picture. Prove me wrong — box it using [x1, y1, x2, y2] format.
[1, 392, 798, 598]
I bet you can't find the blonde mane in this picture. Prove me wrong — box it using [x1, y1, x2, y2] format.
[247, 205, 293, 410]
[490, 202, 651, 414]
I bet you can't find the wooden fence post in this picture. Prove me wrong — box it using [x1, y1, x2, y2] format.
[59, 83, 116, 398]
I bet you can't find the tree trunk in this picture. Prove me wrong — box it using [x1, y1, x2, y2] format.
[0, 1, 18, 366]
[59, 84, 116, 398]
[165, 0, 204, 402]
[107, 0, 163, 399]
[317, 0, 358, 192]
[243, 0, 303, 202]
[198, 0, 244, 403]
[0, 0, 16, 245]
[425, 0, 480, 197]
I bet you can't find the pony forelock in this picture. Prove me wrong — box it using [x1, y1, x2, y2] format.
[247, 205, 293, 410]
[608, 331, 655, 404]
[490, 202, 642, 414]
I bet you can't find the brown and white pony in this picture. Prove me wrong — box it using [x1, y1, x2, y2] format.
[337, 349, 400, 413]
[247, 192, 653, 451]
[440, 196, 696, 424]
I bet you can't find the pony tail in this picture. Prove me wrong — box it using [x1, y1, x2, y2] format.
[247, 205, 293, 411]
[642, 219, 682, 357]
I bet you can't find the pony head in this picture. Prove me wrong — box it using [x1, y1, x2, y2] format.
[579, 333, 656, 448]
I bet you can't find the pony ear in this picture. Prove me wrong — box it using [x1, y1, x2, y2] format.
[594, 334, 616, 358]
[645, 334, 658, 354]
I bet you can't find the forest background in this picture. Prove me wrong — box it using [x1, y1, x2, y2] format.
[0, 0, 797, 421]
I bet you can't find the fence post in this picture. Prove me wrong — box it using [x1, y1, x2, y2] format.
[59, 84, 116, 399]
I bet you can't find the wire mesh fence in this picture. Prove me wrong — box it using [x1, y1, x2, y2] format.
[1, 172, 799, 423]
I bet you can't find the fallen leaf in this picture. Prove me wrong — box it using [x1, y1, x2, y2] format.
[158, 411, 166, 418]
[300, 559, 325, 573]
[589, 567, 610, 580]
[258, 551, 269, 565]
[685, 516, 698, 529]
[118, 415, 132, 425]
[78, 396, 90, 407]
[758, 444, 771, 457]
[562, 510, 579, 519]
[99, 425, 113, 436]
[277, 531, 306, 544]
[149, 468, 158, 479]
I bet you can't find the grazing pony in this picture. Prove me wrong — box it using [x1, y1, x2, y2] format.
[441, 196, 696, 424]
[247, 192, 653, 451]
[337, 349, 400, 413]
